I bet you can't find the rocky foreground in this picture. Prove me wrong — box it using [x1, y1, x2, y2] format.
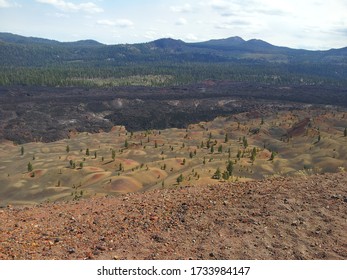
[0, 173, 346, 260]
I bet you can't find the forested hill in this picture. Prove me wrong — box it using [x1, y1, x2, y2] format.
[0, 32, 346, 87]
[1, 32, 347, 66]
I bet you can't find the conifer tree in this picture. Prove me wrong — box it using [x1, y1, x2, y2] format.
[226, 160, 233, 176]
[250, 147, 257, 162]
[222, 170, 230, 180]
[176, 174, 183, 184]
[270, 151, 276, 161]
[212, 167, 222, 180]
[27, 162, 33, 173]
[243, 136, 248, 148]
[237, 150, 242, 160]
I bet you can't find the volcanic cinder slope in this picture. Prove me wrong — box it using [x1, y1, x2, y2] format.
[1, 107, 347, 206]
[0, 172, 346, 260]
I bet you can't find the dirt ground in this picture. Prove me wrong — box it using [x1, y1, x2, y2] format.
[0, 172, 346, 260]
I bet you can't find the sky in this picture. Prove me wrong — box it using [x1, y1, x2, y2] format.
[0, 0, 346, 50]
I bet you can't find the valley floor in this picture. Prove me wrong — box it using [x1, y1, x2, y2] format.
[0, 172, 346, 260]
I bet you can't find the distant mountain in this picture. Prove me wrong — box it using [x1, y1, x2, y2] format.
[192, 36, 245, 49]
[0, 32, 346, 87]
[64, 40, 104, 47]
[0, 32, 104, 47]
[151, 38, 186, 49]
[0, 32, 60, 45]
[202, 36, 246, 45]
[0, 32, 346, 66]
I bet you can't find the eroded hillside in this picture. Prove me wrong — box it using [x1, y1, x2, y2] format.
[1, 107, 346, 206]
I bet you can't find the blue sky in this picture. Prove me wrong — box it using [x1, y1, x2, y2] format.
[1, 0, 346, 50]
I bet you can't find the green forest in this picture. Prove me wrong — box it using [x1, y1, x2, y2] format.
[1, 63, 346, 88]
[1, 33, 346, 88]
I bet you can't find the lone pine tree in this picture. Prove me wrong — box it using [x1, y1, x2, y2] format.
[212, 167, 222, 180]
[226, 160, 234, 176]
[222, 170, 230, 180]
[243, 136, 248, 149]
[250, 147, 257, 162]
[27, 162, 33, 173]
[270, 151, 276, 161]
[176, 174, 184, 184]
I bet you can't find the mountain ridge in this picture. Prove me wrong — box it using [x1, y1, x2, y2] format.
[1, 32, 347, 53]
[1, 32, 346, 52]
[0, 32, 104, 46]
[0, 32, 346, 87]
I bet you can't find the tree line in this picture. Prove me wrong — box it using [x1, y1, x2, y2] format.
[1, 61, 345, 88]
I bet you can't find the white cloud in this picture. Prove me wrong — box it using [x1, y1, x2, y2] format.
[215, 23, 233, 30]
[97, 19, 115, 26]
[144, 30, 158, 40]
[208, 0, 287, 18]
[53, 12, 69, 18]
[0, 0, 10, 7]
[176, 18, 187, 26]
[165, 33, 176, 38]
[0, 0, 20, 8]
[170, 4, 192, 13]
[3, 0, 346, 49]
[36, 0, 103, 13]
[185, 33, 199, 41]
[115, 19, 134, 28]
[97, 19, 134, 28]
[210, 0, 230, 10]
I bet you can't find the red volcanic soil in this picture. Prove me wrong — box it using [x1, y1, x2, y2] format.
[82, 172, 111, 187]
[105, 178, 141, 193]
[86, 167, 104, 172]
[27, 169, 46, 178]
[0, 173, 346, 260]
[287, 118, 311, 137]
[90, 173, 104, 181]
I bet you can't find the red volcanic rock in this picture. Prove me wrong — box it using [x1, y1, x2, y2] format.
[0, 172, 346, 260]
